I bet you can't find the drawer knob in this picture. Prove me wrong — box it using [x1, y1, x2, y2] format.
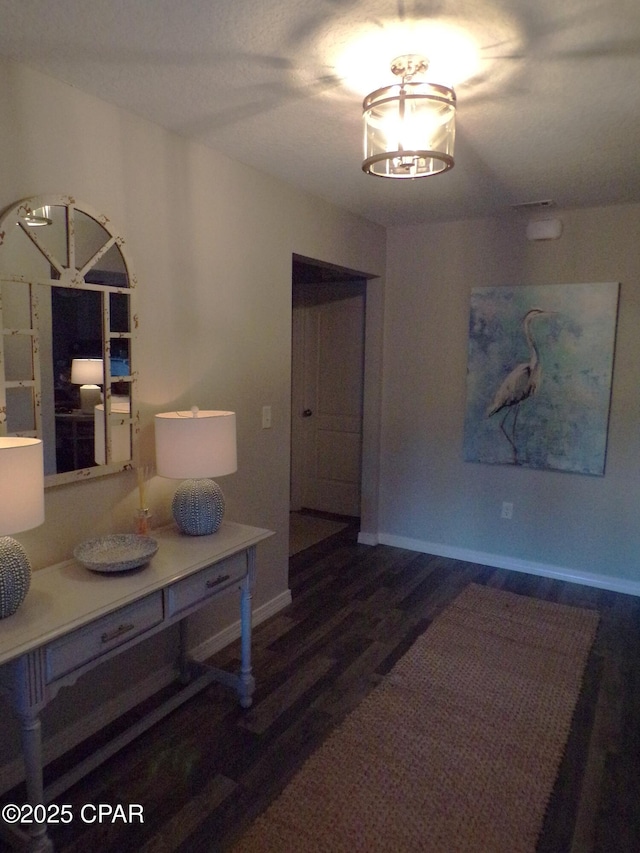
[101, 623, 135, 644]
[206, 574, 231, 589]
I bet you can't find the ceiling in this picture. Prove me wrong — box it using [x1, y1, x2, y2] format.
[1, 0, 640, 227]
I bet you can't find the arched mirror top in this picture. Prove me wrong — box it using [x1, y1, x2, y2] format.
[0, 196, 136, 290]
[0, 196, 138, 487]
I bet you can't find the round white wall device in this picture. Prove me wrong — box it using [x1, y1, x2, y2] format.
[526, 218, 563, 241]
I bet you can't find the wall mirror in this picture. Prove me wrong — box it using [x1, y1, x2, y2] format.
[0, 196, 137, 486]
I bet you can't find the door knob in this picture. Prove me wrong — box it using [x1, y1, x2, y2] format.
[302, 409, 313, 417]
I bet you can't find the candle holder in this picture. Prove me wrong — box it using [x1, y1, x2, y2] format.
[134, 507, 152, 536]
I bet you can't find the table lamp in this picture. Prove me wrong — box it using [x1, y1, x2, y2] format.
[71, 358, 103, 413]
[0, 437, 45, 618]
[155, 408, 237, 536]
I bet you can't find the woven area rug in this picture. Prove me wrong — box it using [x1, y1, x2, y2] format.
[232, 583, 600, 853]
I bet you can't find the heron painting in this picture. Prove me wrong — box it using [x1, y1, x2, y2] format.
[463, 283, 619, 474]
[485, 308, 555, 463]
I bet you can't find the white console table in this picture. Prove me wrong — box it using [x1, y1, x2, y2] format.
[0, 521, 273, 852]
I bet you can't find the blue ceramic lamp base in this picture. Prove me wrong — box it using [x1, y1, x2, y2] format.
[172, 478, 225, 536]
[0, 536, 32, 618]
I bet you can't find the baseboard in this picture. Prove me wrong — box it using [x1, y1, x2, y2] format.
[0, 589, 292, 796]
[357, 531, 379, 546]
[377, 532, 640, 598]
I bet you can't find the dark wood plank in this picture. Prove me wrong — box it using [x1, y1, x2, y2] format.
[2, 519, 640, 852]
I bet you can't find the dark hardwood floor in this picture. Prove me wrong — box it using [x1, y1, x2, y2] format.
[3, 522, 640, 852]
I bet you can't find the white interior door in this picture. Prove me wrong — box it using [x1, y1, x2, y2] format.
[291, 279, 365, 516]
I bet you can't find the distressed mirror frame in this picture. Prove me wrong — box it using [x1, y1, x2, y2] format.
[0, 195, 138, 487]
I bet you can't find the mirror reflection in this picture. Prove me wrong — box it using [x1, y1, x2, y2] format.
[0, 197, 136, 484]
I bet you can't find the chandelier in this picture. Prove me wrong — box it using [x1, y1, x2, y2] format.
[362, 55, 456, 178]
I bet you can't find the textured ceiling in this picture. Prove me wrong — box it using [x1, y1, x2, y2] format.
[1, 0, 640, 226]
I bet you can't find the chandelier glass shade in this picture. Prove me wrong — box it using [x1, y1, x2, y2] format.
[362, 55, 456, 178]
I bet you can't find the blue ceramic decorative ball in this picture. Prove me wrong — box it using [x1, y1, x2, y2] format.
[172, 479, 225, 536]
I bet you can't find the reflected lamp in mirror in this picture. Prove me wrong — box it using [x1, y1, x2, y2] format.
[0, 438, 45, 618]
[94, 397, 131, 465]
[71, 358, 103, 413]
[155, 408, 237, 536]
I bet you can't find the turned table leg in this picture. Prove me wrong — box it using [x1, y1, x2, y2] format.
[7, 652, 54, 852]
[238, 547, 256, 708]
[19, 709, 53, 852]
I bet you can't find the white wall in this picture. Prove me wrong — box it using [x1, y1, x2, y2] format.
[0, 58, 385, 784]
[381, 206, 640, 592]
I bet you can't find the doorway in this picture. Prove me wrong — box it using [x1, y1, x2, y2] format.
[290, 256, 368, 536]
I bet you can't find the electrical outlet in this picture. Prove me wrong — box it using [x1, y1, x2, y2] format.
[501, 501, 514, 519]
[261, 405, 272, 429]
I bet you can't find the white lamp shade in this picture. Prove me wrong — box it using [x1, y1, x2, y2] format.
[155, 410, 237, 480]
[0, 437, 45, 534]
[71, 358, 103, 385]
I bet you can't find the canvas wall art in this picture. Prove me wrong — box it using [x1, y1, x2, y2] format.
[463, 282, 619, 475]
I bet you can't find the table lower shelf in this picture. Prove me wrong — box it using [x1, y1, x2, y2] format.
[47, 659, 252, 804]
[1, 659, 253, 852]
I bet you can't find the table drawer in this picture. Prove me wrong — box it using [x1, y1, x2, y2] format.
[45, 593, 164, 682]
[166, 552, 246, 617]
